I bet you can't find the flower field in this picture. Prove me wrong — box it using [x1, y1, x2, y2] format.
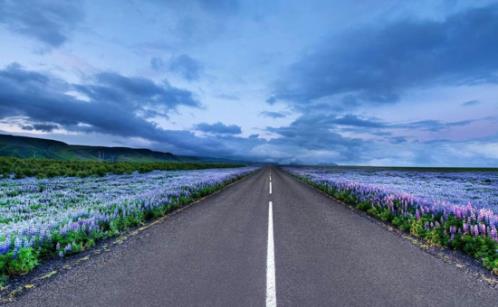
[285, 166, 498, 273]
[0, 167, 256, 280]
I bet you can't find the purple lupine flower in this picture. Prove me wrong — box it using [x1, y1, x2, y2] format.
[472, 224, 479, 237]
[480, 223, 487, 235]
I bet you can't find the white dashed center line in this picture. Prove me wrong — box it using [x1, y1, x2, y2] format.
[266, 200, 277, 307]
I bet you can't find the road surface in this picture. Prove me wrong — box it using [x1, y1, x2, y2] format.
[8, 167, 498, 306]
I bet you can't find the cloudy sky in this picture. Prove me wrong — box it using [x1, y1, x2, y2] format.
[1, 0, 498, 166]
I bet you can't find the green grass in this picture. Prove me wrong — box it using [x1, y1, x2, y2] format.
[0, 134, 178, 161]
[0, 157, 245, 179]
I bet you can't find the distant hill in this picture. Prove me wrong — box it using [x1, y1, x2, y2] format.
[0, 134, 205, 162]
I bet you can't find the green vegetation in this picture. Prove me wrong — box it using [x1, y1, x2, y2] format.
[296, 176, 498, 275]
[0, 157, 244, 179]
[0, 171, 253, 282]
[0, 134, 179, 161]
[0, 134, 242, 165]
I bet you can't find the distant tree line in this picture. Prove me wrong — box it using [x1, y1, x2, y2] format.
[0, 157, 244, 179]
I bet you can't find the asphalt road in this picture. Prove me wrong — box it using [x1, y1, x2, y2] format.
[9, 167, 498, 306]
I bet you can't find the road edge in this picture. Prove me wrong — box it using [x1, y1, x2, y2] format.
[0, 168, 262, 304]
[277, 167, 498, 289]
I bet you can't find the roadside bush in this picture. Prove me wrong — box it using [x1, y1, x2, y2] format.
[6, 248, 38, 275]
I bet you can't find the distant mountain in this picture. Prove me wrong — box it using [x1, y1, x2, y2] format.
[0, 134, 213, 163]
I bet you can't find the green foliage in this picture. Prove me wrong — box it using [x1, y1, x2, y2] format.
[426, 228, 443, 246]
[357, 201, 371, 212]
[0, 255, 7, 275]
[0, 157, 244, 179]
[6, 248, 38, 275]
[379, 208, 393, 222]
[392, 216, 412, 233]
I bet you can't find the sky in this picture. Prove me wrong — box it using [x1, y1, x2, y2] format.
[0, 0, 498, 166]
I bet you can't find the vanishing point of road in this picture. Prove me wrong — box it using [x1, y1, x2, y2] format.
[9, 167, 498, 306]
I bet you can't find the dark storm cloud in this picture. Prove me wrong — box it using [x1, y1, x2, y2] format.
[268, 114, 472, 132]
[266, 113, 365, 158]
[263, 112, 484, 164]
[272, 4, 498, 108]
[257, 4, 498, 165]
[0, 63, 269, 158]
[0, 63, 485, 163]
[261, 112, 498, 166]
[0, 63, 225, 154]
[0, 0, 83, 47]
[318, 114, 476, 132]
[21, 123, 59, 132]
[76, 71, 200, 110]
[195, 122, 242, 135]
[260, 111, 286, 119]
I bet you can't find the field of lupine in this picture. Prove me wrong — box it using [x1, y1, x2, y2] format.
[285, 166, 498, 274]
[0, 167, 256, 282]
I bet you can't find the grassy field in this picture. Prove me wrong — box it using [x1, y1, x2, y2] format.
[0, 157, 244, 179]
